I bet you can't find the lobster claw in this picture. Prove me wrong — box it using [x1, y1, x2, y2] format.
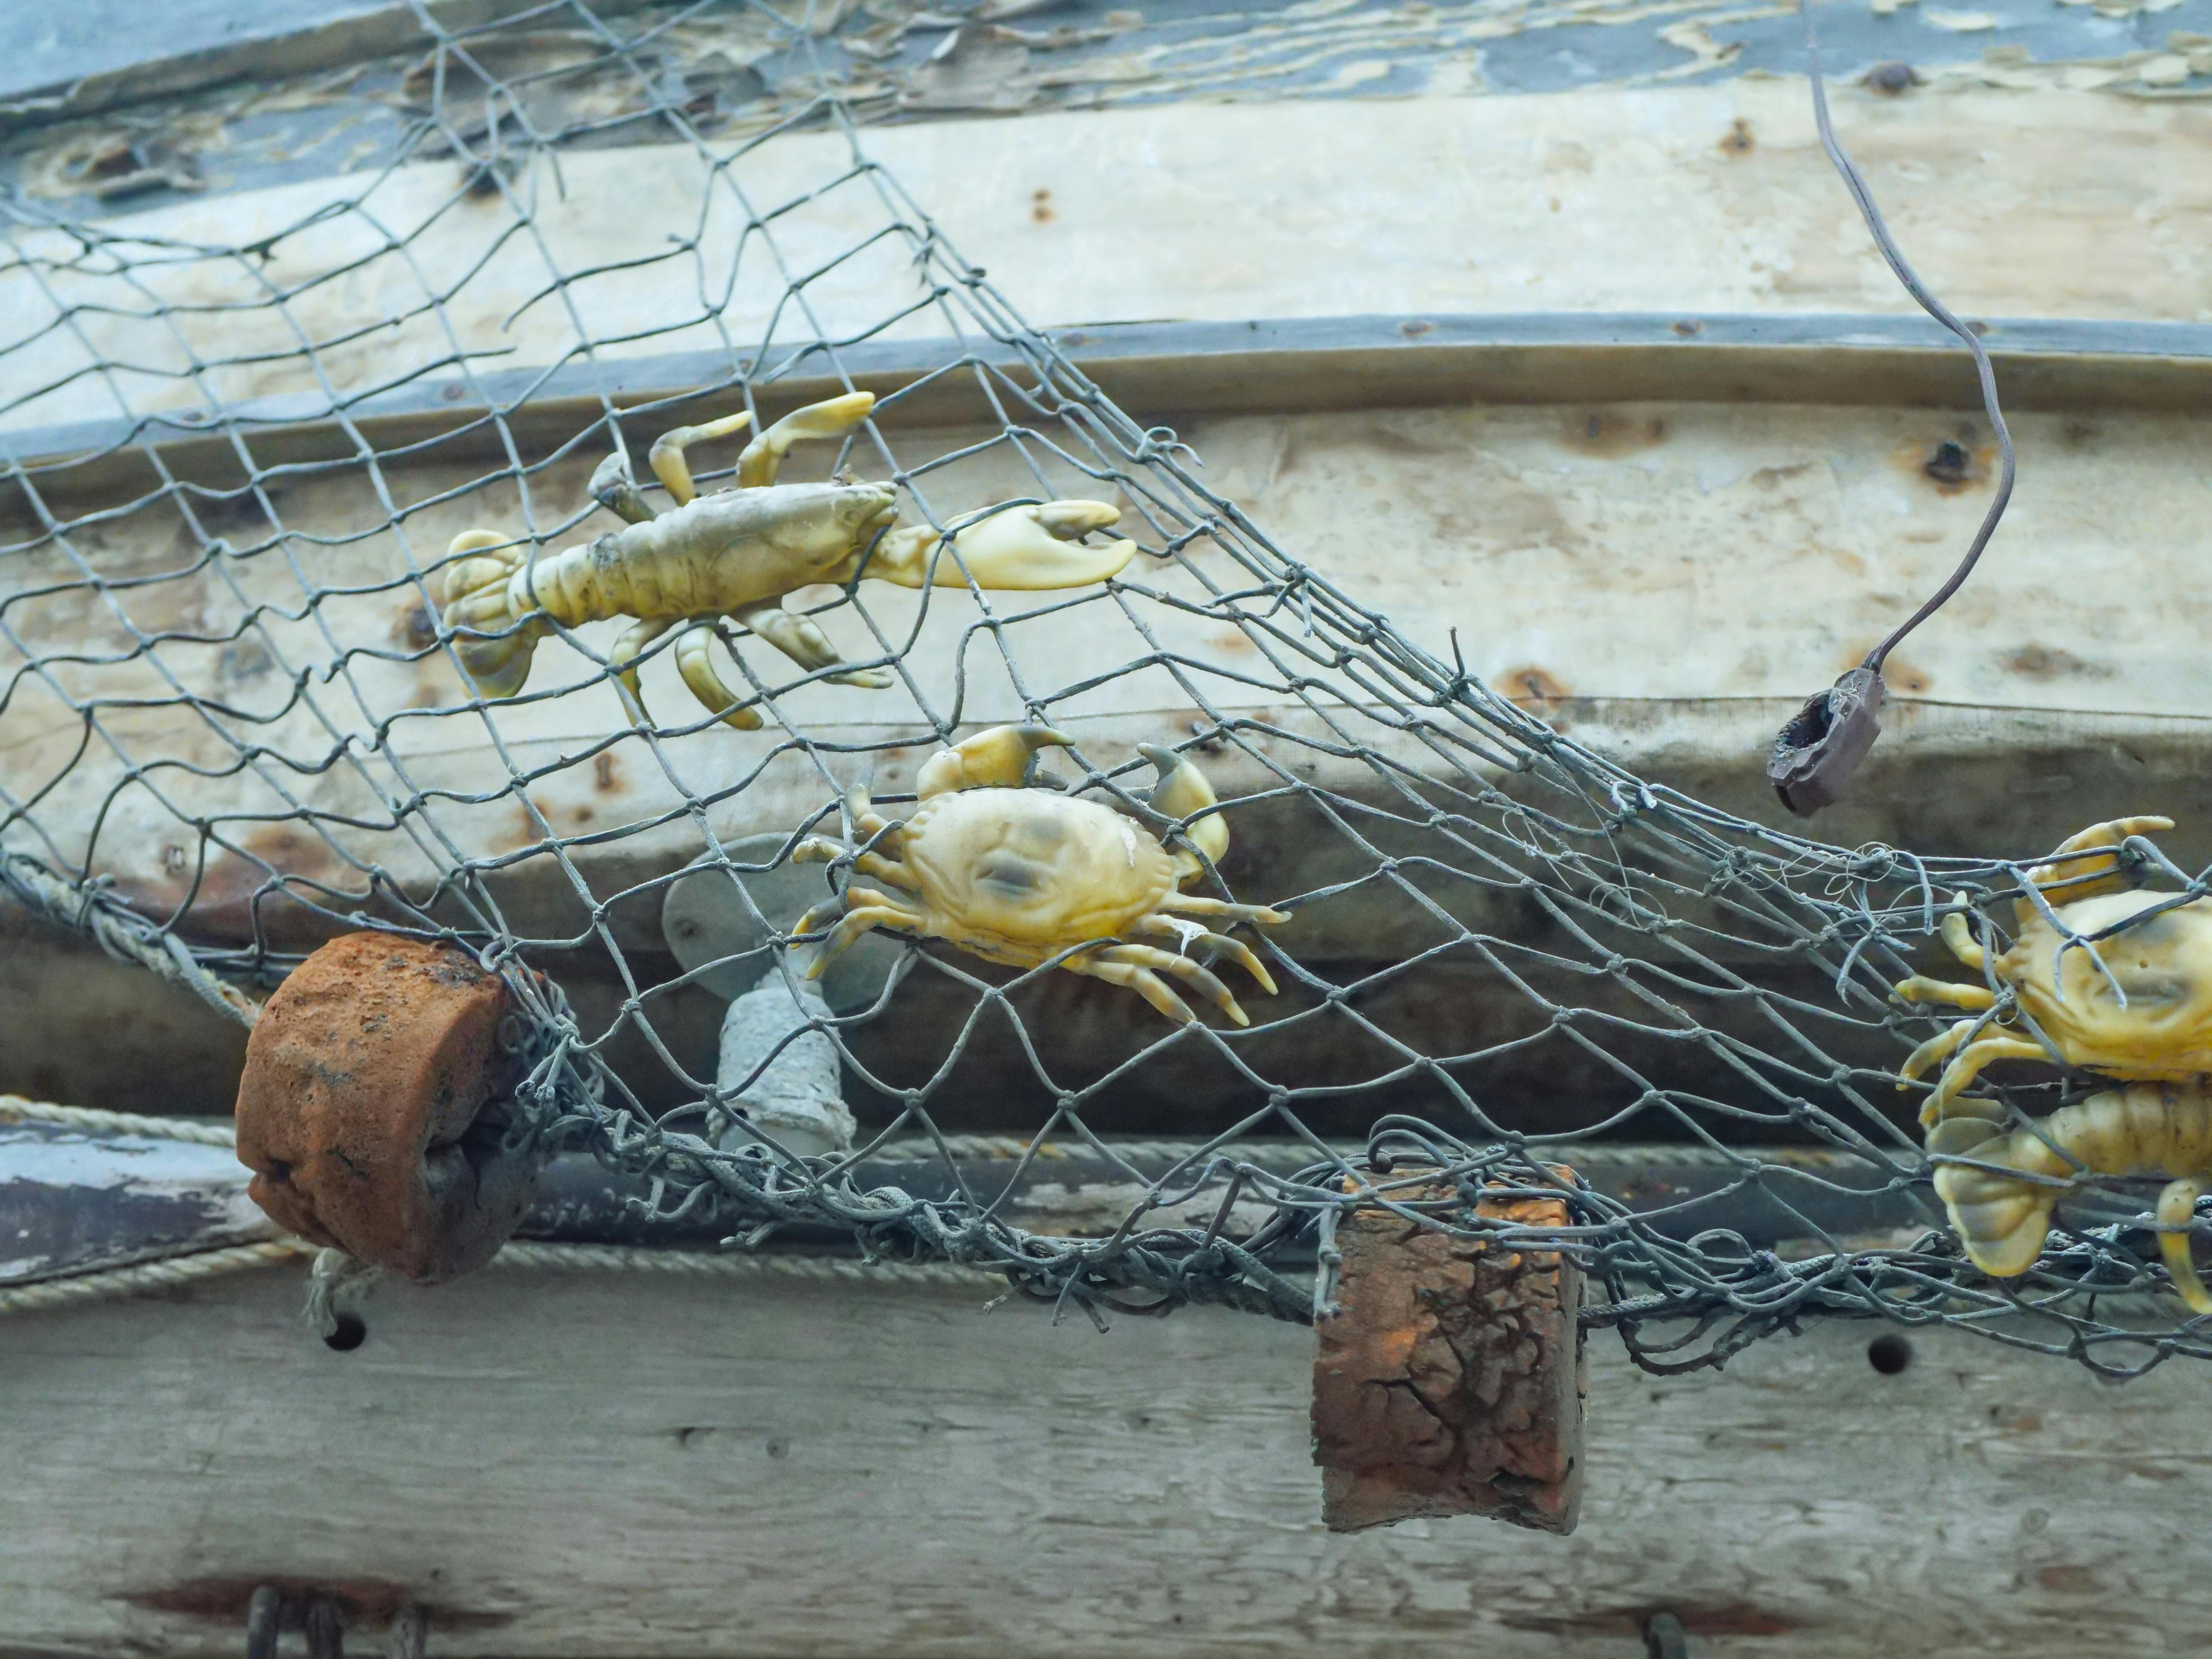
[441, 530, 543, 699]
[866, 502, 1136, 591]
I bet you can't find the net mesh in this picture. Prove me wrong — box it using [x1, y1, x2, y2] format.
[5, 0, 2211, 1378]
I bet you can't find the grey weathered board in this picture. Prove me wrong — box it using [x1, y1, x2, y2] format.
[3, 1267, 2209, 1657]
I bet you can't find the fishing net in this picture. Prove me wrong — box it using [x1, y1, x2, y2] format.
[5, 0, 2209, 1378]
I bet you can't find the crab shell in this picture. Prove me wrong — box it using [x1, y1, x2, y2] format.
[896, 787, 1185, 967]
[793, 725, 1286, 1025]
[1997, 889, 2212, 1079]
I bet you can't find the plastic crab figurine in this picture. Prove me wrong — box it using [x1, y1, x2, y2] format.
[1895, 815, 2212, 1308]
[438, 391, 1135, 728]
[792, 724, 1288, 1025]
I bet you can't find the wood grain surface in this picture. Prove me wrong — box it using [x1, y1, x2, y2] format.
[3, 1264, 2208, 1656]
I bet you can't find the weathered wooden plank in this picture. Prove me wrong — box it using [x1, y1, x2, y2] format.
[7, 81, 2210, 446]
[2, 1267, 2209, 1656]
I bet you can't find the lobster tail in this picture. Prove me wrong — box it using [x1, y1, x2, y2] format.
[441, 530, 541, 699]
[1929, 1104, 2069, 1278]
[1929, 1085, 2212, 1301]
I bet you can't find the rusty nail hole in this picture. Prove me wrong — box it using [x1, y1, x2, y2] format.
[1719, 117, 1753, 154]
[1399, 319, 1433, 338]
[1867, 1332, 1912, 1374]
[441, 381, 465, 402]
[1922, 440, 1971, 486]
[1672, 319, 1702, 336]
[325, 1312, 369, 1353]
[1866, 60, 1917, 93]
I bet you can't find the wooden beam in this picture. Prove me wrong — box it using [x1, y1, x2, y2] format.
[4, 1266, 2209, 1655]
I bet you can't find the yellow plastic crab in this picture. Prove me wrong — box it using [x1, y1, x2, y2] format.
[792, 724, 1288, 1025]
[1895, 815, 2212, 1308]
[438, 392, 1135, 728]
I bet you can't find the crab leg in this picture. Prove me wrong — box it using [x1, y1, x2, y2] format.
[1894, 976, 1997, 1012]
[737, 391, 877, 489]
[1156, 891, 1291, 926]
[1129, 914, 1278, 995]
[1075, 957, 1196, 1026]
[732, 598, 894, 690]
[1938, 899, 1987, 973]
[1918, 1035, 2055, 1126]
[2157, 1179, 2212, 1315]
[607, 615, 677, 720]
[647, 409, 759, 506]
[791, 840, 913, 888]
[845, 784, 901, 849]
[673, 623, 764, 731]
[795, 885, 926, 975]
[1094, 943, 1249, 1026]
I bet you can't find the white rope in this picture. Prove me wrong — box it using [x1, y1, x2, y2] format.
[0, 1240, 312, 1317]
[492, 1242, 997, 1284]
[0, 1098, 1799, 1173]
[0, 1237, 1000, 1321]
[0, 854, 261, 1027]
[0, 1095, 238, 1146]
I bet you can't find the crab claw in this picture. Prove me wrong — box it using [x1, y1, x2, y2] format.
[866, 501, 1136, 591]
[2020, 815, 2177, 920]
[1141, 742, 1228, 867]
[916, 724, 1071, 798]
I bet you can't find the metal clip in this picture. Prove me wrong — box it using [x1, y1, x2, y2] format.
[1767, 667, 1886, 816]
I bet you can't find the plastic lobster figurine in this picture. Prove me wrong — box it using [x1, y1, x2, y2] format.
[1895, 816, 2212, 1309]
[792, 724, 1287, 1025]
[438, 392, 1135, 728]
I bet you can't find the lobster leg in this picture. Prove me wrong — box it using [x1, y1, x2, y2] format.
[732, 599, 894, 690]
[648, 409, 758, 506]
[1939, 901, 1987, 973]
[608, 615, 676, 721]
[795, 844, 914, 888]
[737, 392, 877, 489]
[673, 623, 764, 731]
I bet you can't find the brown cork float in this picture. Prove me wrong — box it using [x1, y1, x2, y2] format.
[233, 932, 541, 1282]
[1313, 1178, 1586, 1536]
